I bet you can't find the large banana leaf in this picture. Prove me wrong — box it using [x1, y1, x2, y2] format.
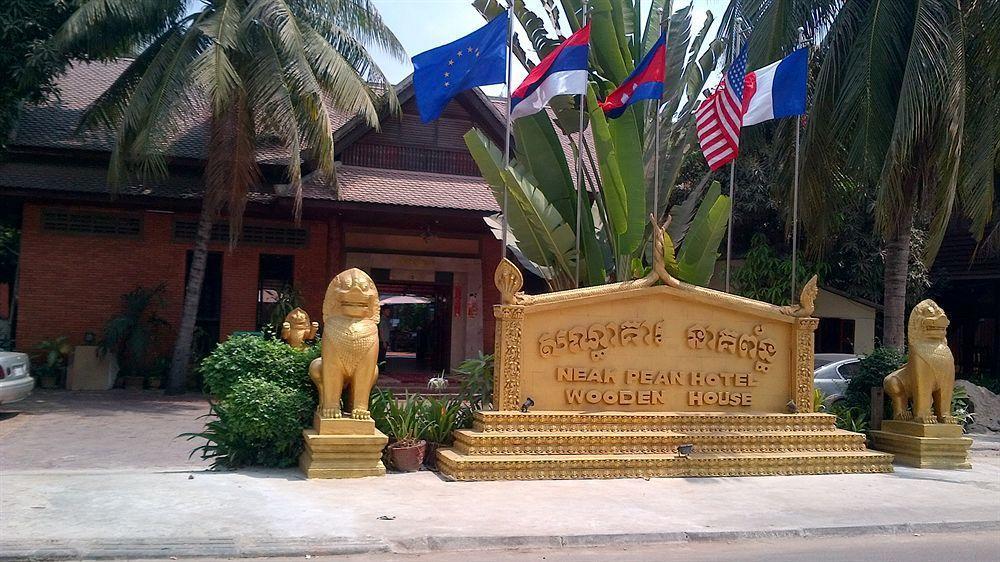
[465, 129, 567, 280]
[501, 165, 579, 286]
[589, 0, 629, 84]
[607, 105, 646, 255]
[676, 181, 731, 285]
[585, 86, 628, 236]
[514, 113, 605, 284]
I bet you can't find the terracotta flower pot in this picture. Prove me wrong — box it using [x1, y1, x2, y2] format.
[389, 440, 426, 472]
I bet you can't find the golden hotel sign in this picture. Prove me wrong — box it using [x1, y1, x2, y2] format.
[492, 250, 819, 414]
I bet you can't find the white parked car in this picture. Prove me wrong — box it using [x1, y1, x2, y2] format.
[0, 352, 35, 405]
[813, 353, 861, 404]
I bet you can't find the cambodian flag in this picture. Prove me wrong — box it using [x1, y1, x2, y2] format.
[742, 48, 808, 127]
[510, 24, 590, 120]
[599, 31, 666, 119]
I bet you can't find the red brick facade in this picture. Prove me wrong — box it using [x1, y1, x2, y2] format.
[16, 203, 501, 359]
[16, 203, 329, 352]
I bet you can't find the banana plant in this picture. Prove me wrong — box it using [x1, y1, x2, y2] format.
[466, 0, 729, 290]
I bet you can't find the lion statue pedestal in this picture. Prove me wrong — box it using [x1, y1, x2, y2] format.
[869, 300, 972, 469]
[300, 268, 388, 479]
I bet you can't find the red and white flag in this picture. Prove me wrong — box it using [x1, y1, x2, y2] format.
[696, 45, 750, 171]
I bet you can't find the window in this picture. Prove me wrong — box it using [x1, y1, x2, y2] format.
[837, 361, 861, 380]
[42, 209, 141, 237]
[257, 255, 295, 329]
[174, 221, 307, 247]
[816, 318, 856, 354]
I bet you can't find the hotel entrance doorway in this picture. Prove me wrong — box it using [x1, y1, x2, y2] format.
[378, 281, 451, 378]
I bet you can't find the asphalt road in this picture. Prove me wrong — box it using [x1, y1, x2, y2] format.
[139, 531, 1000, 562]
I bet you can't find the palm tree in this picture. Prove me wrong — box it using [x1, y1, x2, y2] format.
[50, 0, 405, 392]
[719, 0, 998, 349]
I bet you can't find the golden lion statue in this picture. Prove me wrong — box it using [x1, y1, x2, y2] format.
[280, 307, 319, 349]
[884, 299, 956, 424]
[309, 268, 381, 419]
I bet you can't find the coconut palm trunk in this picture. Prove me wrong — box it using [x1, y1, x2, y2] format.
[882, 199, 915, 351]
[165, 201, 214, 394]
[51, 1, 406, 394]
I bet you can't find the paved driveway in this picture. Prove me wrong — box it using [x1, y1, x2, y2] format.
[0, 389, 212, 470]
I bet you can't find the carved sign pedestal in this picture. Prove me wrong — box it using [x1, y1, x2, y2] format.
[437, 257, 895, 481]
[869, 421, 972, 469]
[300, 415, 388, 478]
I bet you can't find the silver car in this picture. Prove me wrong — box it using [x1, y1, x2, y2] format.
[814, 353, 861, 404]
[0, 352, 35, 405]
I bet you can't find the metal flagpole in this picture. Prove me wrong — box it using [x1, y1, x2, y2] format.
[574, 0, 589, 288]
[725, 18, 743, 294]
[791, 26, 806, 303]
[652, 8, 665, 232]
[500, 6, 514, 258]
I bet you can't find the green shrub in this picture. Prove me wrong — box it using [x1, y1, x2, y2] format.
[369, 387, 394, 437]
[185, 333, 319, 469]
[199, 334, 319, 398]
[456, 352, 494, 410]
[829, 403, 869, 432]
[419, 396, 470, 445]
[185, 378, 315, 468]
[384, 394, 430, 447]
[845, 347, 905, 415]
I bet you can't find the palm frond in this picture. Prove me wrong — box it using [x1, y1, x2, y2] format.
[52, 0, 186, 58]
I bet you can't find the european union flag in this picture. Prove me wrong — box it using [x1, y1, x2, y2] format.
[412, 11, 508, 123]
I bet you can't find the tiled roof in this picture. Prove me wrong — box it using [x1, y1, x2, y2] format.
[0, 160, 497, 212]
[306, 165, 498, 212]
[6, 61, 499, 213]
[9, 60, 357, 161]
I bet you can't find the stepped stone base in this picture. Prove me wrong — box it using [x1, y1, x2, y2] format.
[438, 411, 894, 481]
[869, 420, 972, 469]
[300, 416, 388, 479]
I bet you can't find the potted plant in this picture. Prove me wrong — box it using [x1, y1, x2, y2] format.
[385, 394, 429, 472]
[419, 396, 466, 470]
[99, 285, 169, 391]
[35, 336, 72, 388]
[146, 357, 170, 390]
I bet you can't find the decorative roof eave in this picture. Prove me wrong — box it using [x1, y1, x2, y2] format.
[332, 75, 509, 156]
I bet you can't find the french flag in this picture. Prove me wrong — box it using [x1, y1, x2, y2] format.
[742, 48, 808, 127]
[510, 24, 590, 120]
[599, 31, 666, 119]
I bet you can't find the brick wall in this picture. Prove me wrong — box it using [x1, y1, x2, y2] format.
[16, 203, 327, 353]
[16, 202, 494, 361]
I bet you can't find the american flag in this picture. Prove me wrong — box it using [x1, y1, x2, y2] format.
[696, 44, 750, 171]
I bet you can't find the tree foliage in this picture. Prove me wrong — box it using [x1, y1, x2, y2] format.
[718, 0, 998, 264]
[0, 1, 76, 145]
